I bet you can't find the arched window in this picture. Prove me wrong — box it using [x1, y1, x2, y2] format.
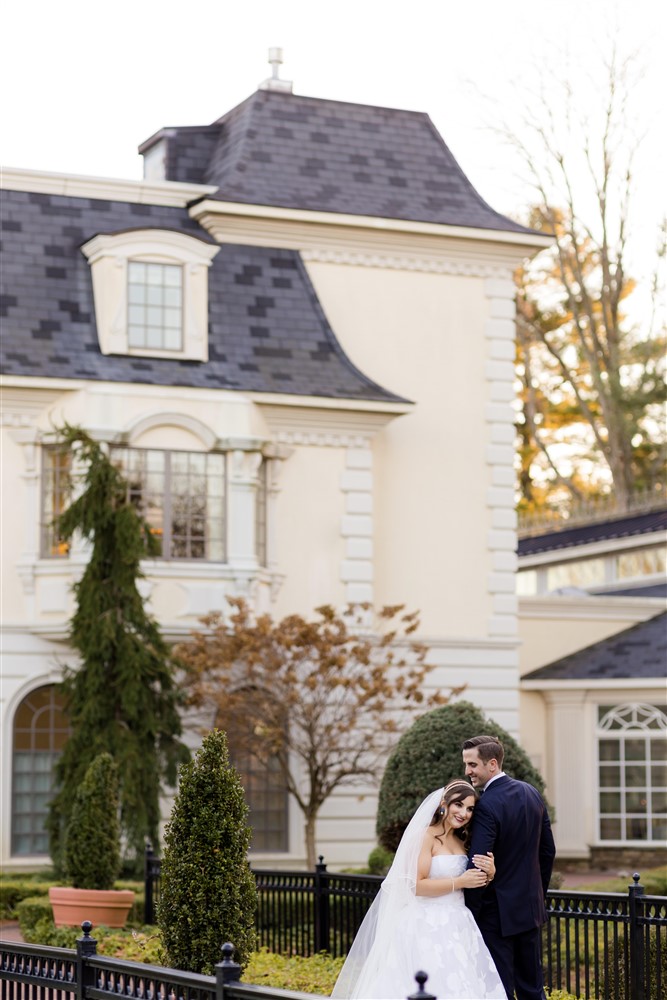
[217, 703, 288, 853]
[12, 685, 70, 856]
[597, 702, 667, 843]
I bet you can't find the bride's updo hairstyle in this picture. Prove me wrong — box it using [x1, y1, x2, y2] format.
[430, 779, 478, 847]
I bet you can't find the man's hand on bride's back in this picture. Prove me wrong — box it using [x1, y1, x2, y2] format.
[460, 867, 488, 888]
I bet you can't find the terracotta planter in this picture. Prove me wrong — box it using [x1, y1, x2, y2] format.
[49, 885, 135, 928]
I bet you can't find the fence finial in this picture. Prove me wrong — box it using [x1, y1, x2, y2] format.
[216, 942, 241, 987]
[408, 970, 436, 999]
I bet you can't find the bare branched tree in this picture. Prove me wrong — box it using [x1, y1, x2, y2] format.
[503, 49, 666, 512]
[177, 598, 462, 868]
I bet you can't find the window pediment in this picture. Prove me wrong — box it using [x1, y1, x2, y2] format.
[81, 229, 219, 361]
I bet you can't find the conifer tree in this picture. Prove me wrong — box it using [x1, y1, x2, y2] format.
[158, 729, 257, 974]
[48, 425, 188, 869]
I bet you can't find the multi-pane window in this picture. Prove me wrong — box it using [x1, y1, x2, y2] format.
[127, 262, 183, 351]
[111, 447, 226, 561]
[220, 704, 289, 852]
[256, 459, 268, 567]
[12, 685, 70, 856]
[41, 447, 72, 557]
[597, 702, 667, 843]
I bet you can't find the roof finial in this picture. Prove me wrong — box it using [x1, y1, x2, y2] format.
[259, 47, 293, 93]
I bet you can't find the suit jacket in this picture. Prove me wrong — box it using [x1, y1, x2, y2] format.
[464, 774, 556, 937]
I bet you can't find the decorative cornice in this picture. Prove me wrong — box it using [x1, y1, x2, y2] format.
[1, 167, 217, 207]
[190, 202, 546, 271]
[189, 199, 552, 249]
[300, 248, 511, 277]
[257, 401, 406, 445]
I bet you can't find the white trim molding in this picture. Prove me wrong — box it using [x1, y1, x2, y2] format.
[81, 229, 219, 361]
[1, 166, 217, 207]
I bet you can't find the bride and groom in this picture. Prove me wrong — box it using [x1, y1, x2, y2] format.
[332, 734, 556, 1000]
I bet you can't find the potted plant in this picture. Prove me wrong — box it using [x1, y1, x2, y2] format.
[49, 752, 135, 928]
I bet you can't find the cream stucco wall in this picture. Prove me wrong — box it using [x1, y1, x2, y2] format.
[306, 262, 491, 637]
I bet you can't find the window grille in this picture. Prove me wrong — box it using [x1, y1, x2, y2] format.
[111, 447, 226, 561]
[127, 261, 183, 351]
[12, 685, 70, 855]
[40, 447, 72, 557]
[597, 702, 667, 843]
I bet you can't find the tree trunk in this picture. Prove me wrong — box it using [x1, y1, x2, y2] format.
[304, 813, 317, 870]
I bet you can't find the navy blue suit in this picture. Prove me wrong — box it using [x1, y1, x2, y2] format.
[464, 775, 556, 1000]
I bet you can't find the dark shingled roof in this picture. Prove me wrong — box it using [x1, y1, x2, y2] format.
[518, 508, 667, 556]
[522, 612, 667, 681]
[0, 189, 406, 402]
[139, 89, 534, 234]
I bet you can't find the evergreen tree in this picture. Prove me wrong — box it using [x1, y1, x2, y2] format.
[158, 729, 257, 974]
[376, 700, 549, 852]
[48, 425, 188, 870]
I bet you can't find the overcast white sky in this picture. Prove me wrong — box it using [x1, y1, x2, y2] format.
[2, 0, 666, 280]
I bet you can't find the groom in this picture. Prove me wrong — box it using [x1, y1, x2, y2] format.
[462, 734, 556, 1000]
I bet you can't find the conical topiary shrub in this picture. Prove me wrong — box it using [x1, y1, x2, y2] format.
[376, 700, 550, 851]
[49, 751, 134, 928]
[158, 729, 257, 973]
[65, 751, 121, 889]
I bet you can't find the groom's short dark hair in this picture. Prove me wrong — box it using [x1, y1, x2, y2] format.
[462, 734, 505, 768]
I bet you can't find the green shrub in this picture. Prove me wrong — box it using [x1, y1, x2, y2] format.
[245, 948, 343, 993]
[16, 895, 54, 937]
[376, 700, 550, 851]
[601, 926, 667, 1000]
[0, 881, 50, 920]
[64, 752, 121, 890]
[367, 845, 394, 875]
[157, 729, 257, 974]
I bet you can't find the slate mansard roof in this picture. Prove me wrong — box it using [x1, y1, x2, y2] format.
[522, 611, 667, 682]
[139, 89, 533, 234]
[0, 189, 405, 401]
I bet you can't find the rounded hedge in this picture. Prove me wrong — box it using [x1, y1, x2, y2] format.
[157, 729, 257, 974]
[64, 752, 121, 890]
[376, 700, 549, 851]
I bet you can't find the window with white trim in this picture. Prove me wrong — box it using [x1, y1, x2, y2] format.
[81, 229, 219, 361]
[111, 446, 226, 561]
[128, 262, 183, 351]
[597, 702, 667, 843]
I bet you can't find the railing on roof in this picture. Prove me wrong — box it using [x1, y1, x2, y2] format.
[518, 484, 666, 538]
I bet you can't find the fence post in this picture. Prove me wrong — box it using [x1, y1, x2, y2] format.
[144, 841, 155, 925]
[76, 920, 97, 1000]
[314, 856, 330, 954]
[628, 872, 645, 1000]
[216, 942, 242, 1000]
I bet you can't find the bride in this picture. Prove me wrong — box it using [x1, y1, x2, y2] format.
[331, 781, 507, 999]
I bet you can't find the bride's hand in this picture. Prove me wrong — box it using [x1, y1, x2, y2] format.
[459, 867, 488, 888]
[472, 852, 495, 881]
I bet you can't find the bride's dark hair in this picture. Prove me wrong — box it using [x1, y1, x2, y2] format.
[430, 779, 478, 848]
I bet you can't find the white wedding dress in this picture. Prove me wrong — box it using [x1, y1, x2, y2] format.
[335, 854, 507, 999]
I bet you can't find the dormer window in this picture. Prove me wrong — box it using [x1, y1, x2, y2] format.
[81, 229, 219, 362]
[128, 262, 183, 351]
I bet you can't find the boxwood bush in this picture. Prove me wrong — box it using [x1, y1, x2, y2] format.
[157, 729, 257, 974]
[376, 700, 550, 851]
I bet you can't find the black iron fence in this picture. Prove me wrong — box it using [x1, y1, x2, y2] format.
[0, 923, 435, 1000]
[144, 852, 666, 1000]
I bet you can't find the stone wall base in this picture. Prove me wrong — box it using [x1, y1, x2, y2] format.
[556, 847, 667, 872]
